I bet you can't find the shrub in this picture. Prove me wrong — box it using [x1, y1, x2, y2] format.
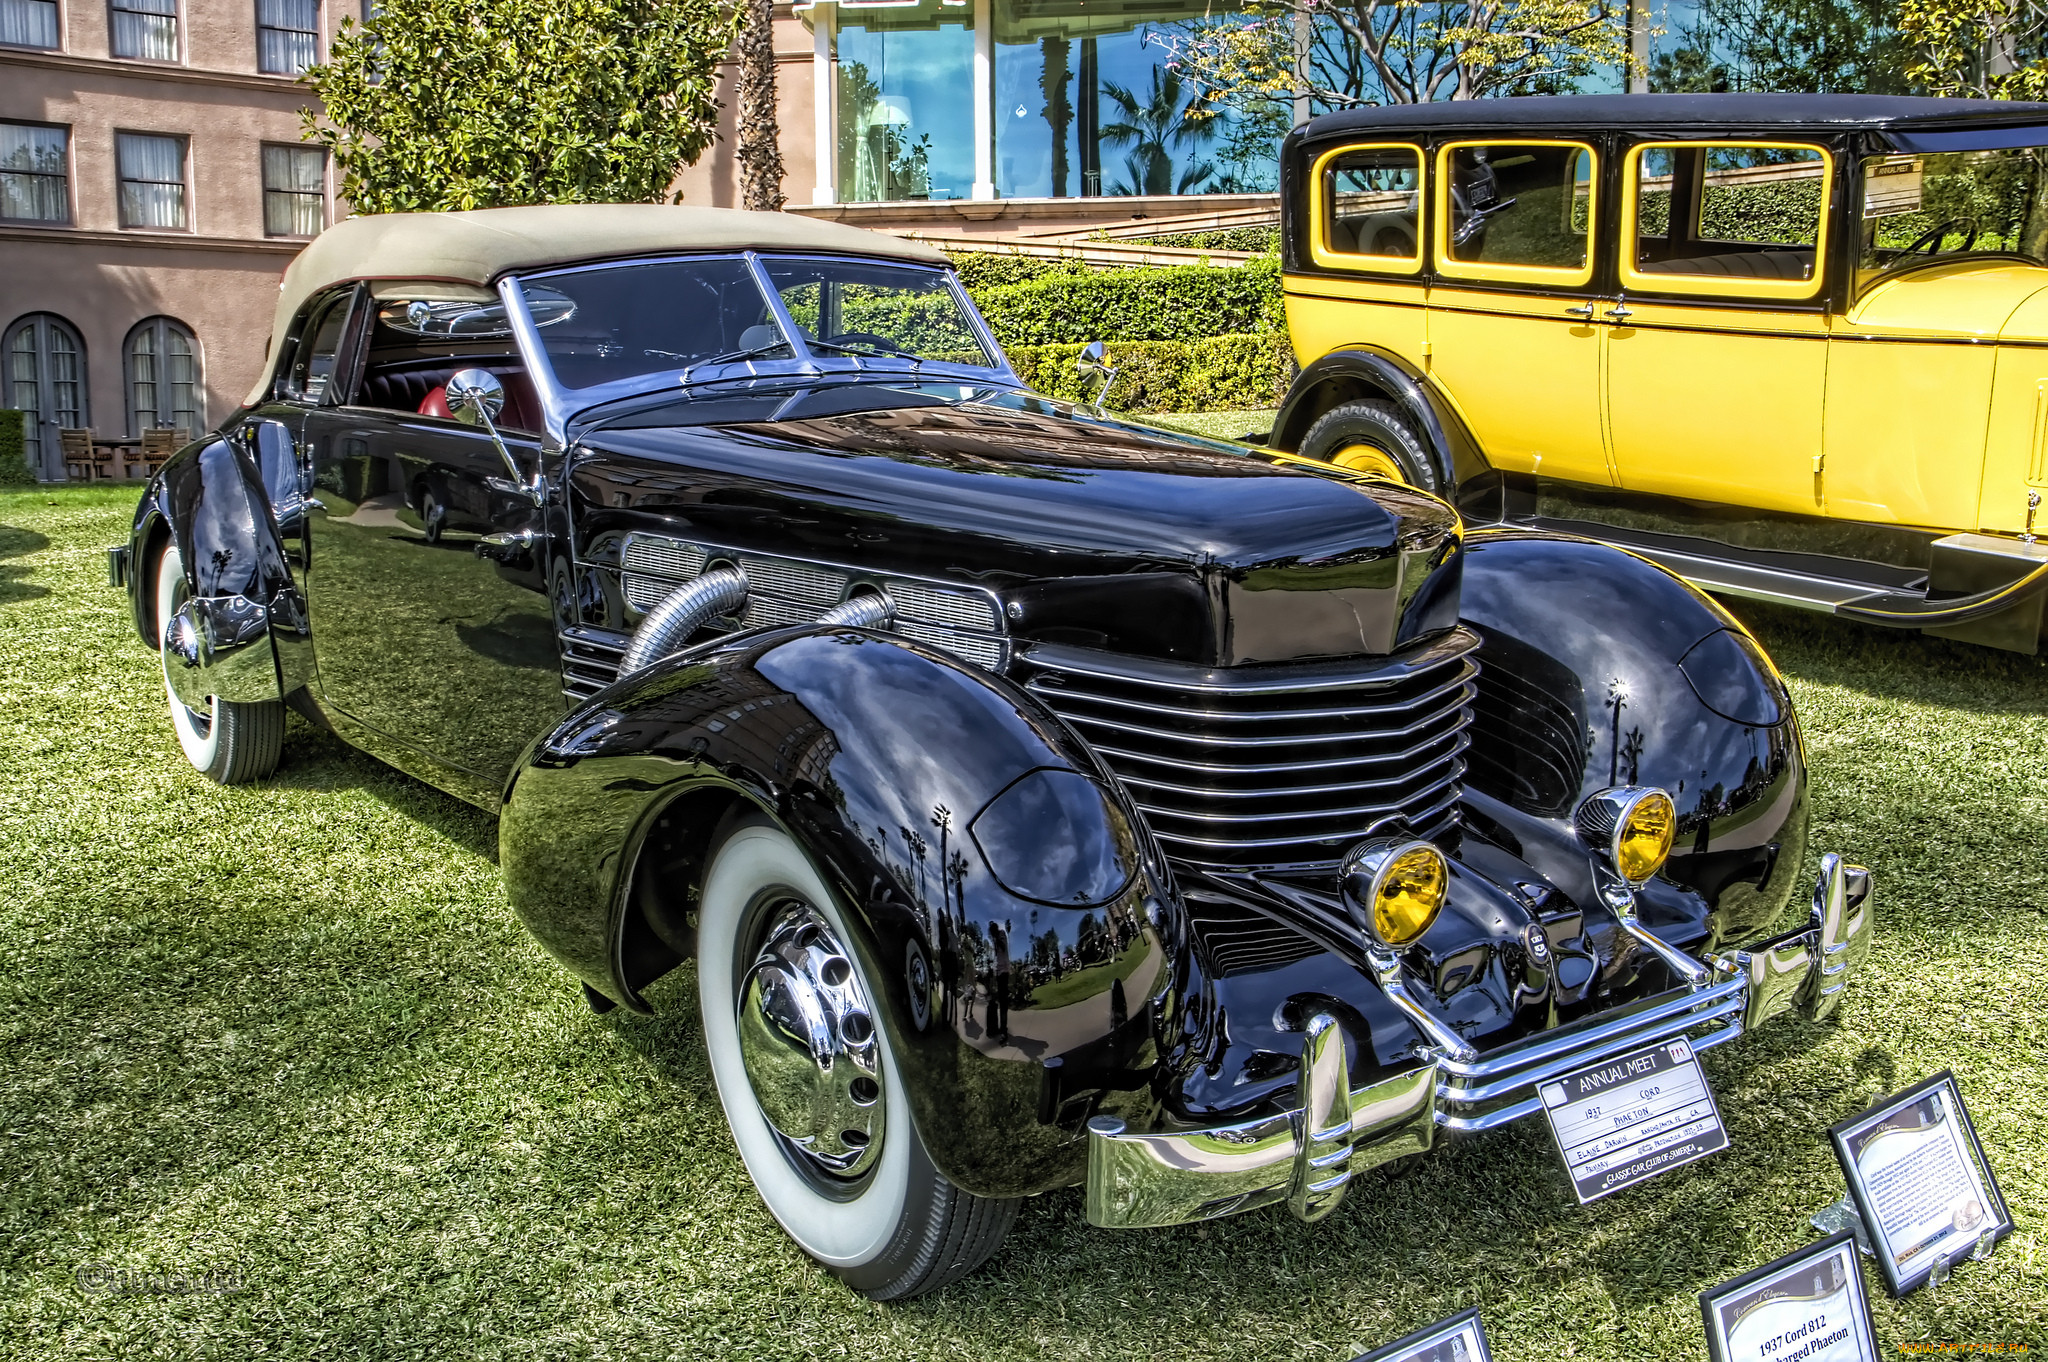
[0, 408, 33, 486]
[1117, 225, 1280, 253]
[971, 256, 1285, 348]
[1005, 333, 1288, 413]
[945, 251, 1094, 291]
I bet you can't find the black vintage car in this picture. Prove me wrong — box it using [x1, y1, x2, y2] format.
[114, 204, 1872, 1300]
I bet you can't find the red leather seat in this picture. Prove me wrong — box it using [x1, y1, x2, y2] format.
[418, 385, 452, 419]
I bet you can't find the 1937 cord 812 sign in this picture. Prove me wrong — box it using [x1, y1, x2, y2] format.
[112, 204, 1872, 1299]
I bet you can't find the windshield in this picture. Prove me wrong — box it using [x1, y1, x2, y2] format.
[762, 258, 998, 368]
[515, 254, 996, 395]
[1861, 147, 2048, 281]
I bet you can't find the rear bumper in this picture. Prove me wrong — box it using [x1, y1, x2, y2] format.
[1085, 854, 1873, 1230]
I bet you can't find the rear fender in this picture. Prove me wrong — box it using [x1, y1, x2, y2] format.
[501, 627, 1179, 1199]
[1457, 530, 1810, 953]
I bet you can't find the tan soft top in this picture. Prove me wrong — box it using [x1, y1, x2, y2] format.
[250, 203, 949, 405]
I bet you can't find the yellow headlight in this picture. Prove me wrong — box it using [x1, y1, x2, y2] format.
[1375, 845, 1448, 945]
[1615, 790, 1676, 883]
[1341, 839, 1449, 949]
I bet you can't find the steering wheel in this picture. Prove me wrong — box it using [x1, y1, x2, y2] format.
[825, 330, 916, 357]
[1903, 217, 1979, 255]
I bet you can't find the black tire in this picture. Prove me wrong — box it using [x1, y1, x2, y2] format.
[154, 541, 285, 784]
[697, 817, 1018, 1300]
[1299, 398, 1443, 494]
[419, 487, 445, 544]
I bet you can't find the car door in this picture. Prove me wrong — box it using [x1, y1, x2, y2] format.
[1604, 140, 1832, 515]
[303, 298, 563, 803]
[1424, 138, 1613, 487]
[1285, 141, 1429, 408]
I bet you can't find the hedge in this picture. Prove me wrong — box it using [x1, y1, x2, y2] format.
[1120, 225, 1280, 253]
[970, 256, 1286, 349]
[0, 408, 33, 486]
[1005, 333, 1289, 413]
[1637, 180, 1823, 245]
[946, 251, 1092, 291]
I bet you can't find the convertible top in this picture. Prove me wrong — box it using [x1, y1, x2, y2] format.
[252, 203, 950, 406]
[1302, 92, 2048, 141]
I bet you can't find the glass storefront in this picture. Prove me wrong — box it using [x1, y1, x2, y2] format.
[817, 0, 1276, 204]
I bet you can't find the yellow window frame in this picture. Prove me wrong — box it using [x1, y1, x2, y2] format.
[1432, 139, 1598, 288]
[1309, 142, 1426, 275]
[1618, 140, 1832, 301]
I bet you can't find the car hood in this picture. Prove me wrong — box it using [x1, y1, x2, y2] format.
[568, 382, 1463, 663]
[1845, 258, 2048, 338]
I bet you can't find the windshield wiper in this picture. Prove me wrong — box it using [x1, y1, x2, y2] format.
[678, 339, 793, 383]
[807, 338, 924, 364]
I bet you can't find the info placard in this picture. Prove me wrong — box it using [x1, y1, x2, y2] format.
[1700, 1231, 1880, 1362]
[1350, 1308, 1492, 1362]
[1539, 1036, 1728, 1203]
[1828, 1071, 2012, 1296]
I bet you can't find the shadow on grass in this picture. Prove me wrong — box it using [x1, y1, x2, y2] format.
[0, 522, 53, 602]
[1733, 598, 2047, 716]
[267, 717, 501, 863]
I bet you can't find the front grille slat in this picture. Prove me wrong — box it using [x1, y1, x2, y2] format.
[1020, 631, 1478, 869]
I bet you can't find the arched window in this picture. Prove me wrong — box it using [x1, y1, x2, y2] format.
[124, 316, 203, 438]
[3, 312, 89, 478]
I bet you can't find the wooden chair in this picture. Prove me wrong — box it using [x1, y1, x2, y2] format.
[59, 428, 99, 481]
[141, 427, 182, 473]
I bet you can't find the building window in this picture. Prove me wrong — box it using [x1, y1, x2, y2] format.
[116, 131, 188, 229]
[124, 317, 203, 438]
[0, 122, 69, 223]
[262, 144, 325, 235]
[110, 0, 179, 60]
[4, 313, 89, 475]
[0, 0, 60, 49]
[257, 0, 318, 74]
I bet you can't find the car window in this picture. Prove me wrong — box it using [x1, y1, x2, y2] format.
[1439, 142, 1595, 279]
[519, 257, 788, 391]
[1858, 147, 2048, 286]
[761, 259, 999, 369]
[287, 292, 353, 404]
[1623, 142, 1828, 297]
[1315, 145, 1423, 271]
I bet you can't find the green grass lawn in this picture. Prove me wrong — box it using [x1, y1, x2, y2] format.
[1, 484, 2041, 1358]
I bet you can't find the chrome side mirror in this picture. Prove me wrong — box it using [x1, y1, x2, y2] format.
[446, 368, 505, 427]
[445, 368, 540, 505]
[1077, 340, 1119, 408]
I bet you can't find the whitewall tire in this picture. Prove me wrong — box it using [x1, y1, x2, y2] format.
[697, 817, 1017, 1299]
[154, 541, 284, 784]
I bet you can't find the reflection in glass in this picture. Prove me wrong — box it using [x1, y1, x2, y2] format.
[1324, 146, 1421, 258]
[762, 258, 997, 367]
[1633, 144, 1824, 281]
[1446, 144, 1593, 270]
[1860, 144, 2048, 280]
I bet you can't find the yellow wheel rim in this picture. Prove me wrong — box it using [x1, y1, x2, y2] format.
[1329, 443, 1407, 483]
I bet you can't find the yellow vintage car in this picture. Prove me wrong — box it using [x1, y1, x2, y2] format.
[1268, 93, 2048, 653]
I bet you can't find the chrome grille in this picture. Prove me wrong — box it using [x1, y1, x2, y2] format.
[1019, 630, 1478, 868]
[622, 533, 706, 581]
[600, 534, 1008, 673]
[560, 624, 630, 703]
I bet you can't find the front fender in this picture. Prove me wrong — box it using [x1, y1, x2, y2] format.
[1271, 347, 1485, 486]
[1457, 530, 1810, 952]
[136, 430, 305, 700]
[501, 627, 1179, 1199]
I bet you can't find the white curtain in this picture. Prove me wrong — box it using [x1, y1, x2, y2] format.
[1, 124, 69, 223]
[111, 0, 180, 61]
[117, 133, 186, 229]
[257, 0, 320, 73]
[262, 144, 325, 236]
[0, 0, 59, 48]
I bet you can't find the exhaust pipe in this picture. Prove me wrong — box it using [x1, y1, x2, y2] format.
[620, 566, 747, 676]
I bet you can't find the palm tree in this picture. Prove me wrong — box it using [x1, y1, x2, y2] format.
[1099, 66, 1218, 196]
[736, 0, 784, 211]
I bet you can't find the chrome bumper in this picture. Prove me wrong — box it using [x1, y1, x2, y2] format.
[1085, 855, 1873, 1230]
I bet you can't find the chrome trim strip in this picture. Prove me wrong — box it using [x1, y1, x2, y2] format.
[1049, 693, 1472, 750]
[1132, 761, 1467, 828]
[1027, 667, 1478, 723]
[1432, 973, 1747, 1081]
[1022, 628, 1478, 694]
[1111, 733, 1470, 801]
[1434, 1021, 1748, 1133]
[1440, 990, 1746, 1104]
[1143, 781, 1464, 853]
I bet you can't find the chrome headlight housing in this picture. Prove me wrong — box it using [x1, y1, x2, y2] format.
[1339, 838, 1449, 951]
[1575, 786, 1677, 886]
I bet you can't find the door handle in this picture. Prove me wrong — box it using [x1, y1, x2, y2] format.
[1564, 303, 1595, 319]
[476, 529, 539, 567]
[1605, 303, 1634, 321]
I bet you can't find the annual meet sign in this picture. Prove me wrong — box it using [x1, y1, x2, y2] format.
[1540, 1037, 1729, 1203]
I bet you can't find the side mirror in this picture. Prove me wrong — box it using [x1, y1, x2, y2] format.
[1076, 341, 1118, 408]
[446, 369, 505, 427]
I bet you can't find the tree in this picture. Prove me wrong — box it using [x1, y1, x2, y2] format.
[1100, 66, 1218, 195]
[1157, 0, 1633, 117]
[1650, 0, 1909, 93]
[303, 0, 740, 212]
[736, 0, 785, 211]
[1900, 0, 2048, 98]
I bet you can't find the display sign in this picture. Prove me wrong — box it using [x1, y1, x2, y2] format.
[1539, 1036, 1728, 1203]
[1350, 1308, 1492, 1362]
[1827, 1070, 2012, 1296]
[1699, 1231, 1880, 1362]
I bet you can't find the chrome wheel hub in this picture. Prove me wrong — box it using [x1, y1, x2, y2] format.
[736, 901, 885, 1179]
